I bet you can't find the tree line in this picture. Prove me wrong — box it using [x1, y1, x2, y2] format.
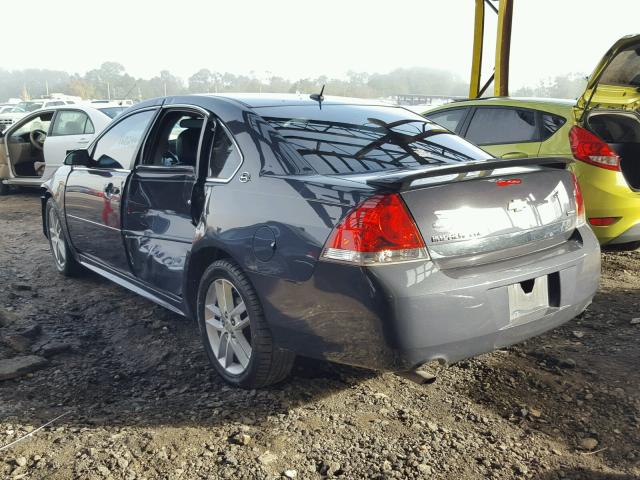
[0, 61, 587, 102]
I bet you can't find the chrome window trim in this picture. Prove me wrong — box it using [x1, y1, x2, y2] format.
[70, 167, 131, 174]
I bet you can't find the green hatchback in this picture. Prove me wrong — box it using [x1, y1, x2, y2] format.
[423, 35, 640, 248]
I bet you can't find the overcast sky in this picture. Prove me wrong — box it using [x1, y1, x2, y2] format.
[4, 0, 639, 89]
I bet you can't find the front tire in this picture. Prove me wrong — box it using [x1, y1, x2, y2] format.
[197, 259, 295, 388]
[0, 181, 10, 196]
[46, 200, 82, 276]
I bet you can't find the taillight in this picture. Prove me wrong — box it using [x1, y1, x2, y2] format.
[571, 172, 586, 227]
[321, 193, 429, 265]
[569, 126, 620, 171]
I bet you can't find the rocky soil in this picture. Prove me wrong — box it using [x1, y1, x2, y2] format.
[0, 191, 638, 480]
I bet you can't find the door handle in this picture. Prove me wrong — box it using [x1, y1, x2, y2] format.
[77, 138, 90, 144]
[501, 151, 529, 159]
[103, 183, 120, 199]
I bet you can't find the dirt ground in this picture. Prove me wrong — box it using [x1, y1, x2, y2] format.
[0, 191, 638, 480]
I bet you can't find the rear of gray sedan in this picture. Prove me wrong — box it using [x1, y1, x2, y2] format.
[313, 162, 600, 370]
[254, 101, 601, 372]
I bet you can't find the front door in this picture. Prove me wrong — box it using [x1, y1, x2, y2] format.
[123, 108, 208, 296]
[64, 109, 157, 273]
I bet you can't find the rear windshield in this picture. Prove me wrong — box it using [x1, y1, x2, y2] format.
[98, 107, 126, 119]
[600, 47, 640, 87]
[258, 104, 491, 175]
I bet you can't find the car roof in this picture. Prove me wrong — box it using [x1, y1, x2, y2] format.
[198, 93, 396, 108]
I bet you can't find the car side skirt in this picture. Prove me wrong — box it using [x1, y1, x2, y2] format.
[77, 253, 187, 317]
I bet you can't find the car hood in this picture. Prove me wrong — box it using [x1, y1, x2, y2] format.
[577, 34, 640, 116]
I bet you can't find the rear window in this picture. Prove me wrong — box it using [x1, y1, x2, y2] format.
[258, 105, 490, 175]
[599, 47, 640, 87]
[98, 107, 127, 119]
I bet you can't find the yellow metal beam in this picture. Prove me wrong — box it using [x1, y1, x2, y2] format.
[469, 0, 485, 99]
[494, 0, 514, 96]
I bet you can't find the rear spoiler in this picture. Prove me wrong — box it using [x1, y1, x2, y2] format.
[366, 156, 572, 190]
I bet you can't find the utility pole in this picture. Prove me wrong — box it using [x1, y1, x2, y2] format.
[107, 81, 111, 101]
[45, 80, 49, 96]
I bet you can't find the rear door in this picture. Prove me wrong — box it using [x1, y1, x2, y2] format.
[64, 108, 157, 273]
[44, 109, 95, 168]
[462, 106, 542, 158]
[122, 107, 209, 296]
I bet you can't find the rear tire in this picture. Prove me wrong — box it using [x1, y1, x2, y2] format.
[0, 181, 9, 196]
[46, 200, 82, 277]
[197, 259, 295, 388]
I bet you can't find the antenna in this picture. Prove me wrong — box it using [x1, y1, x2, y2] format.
[310, 84, 325, 109]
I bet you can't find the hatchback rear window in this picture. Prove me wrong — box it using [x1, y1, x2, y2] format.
[258, 105, 490, 175]
[599, 47, 640, 87]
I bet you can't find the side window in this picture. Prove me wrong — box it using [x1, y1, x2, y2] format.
[51, 111, 92, 136]
[466, 107, 538, 145]
[541, 113, 566, 141]
[10, 113, 53, 139]
[208, 124, 242, 179]
[91, 110, 155, 170]
[425, 108, 468, 133]
[144, 111, 204, 167]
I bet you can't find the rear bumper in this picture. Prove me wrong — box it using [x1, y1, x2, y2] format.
[575, 163, 640, 245]
[256, 226, 601, 371]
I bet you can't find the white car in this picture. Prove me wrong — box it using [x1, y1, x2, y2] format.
[0, 103, 127, 194]
[0, 99, 76, 131]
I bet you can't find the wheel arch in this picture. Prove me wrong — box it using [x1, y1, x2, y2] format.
[41, 187, 53, 238]
[183, 244, 235, 320]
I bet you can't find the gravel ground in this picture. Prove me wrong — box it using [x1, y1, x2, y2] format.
[0, 191, 638, 480]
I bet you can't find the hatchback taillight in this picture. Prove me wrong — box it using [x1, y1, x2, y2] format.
[321, 193, 429, 265]
[569, 126, 620, 171]
[571, 172, 586, 227]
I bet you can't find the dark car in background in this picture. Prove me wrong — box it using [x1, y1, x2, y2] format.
[41, 94, 600, 388]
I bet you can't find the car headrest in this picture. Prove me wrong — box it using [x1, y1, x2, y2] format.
[179, 118, 203, 129]
[176, 128, 201, 166]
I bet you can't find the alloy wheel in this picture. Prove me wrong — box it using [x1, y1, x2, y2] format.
[48, 208, 66, 269]
[204, 278, 252, 375]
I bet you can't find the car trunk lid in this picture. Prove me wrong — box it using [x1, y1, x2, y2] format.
[363, 158, 579, 268]
[576, 34, 640, 119]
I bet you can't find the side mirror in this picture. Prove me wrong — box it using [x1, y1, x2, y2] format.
[64, 149, 90, 167]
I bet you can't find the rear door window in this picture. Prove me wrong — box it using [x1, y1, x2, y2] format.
[465, 107, 539, 145]
[425, 108, 469, 133]
[51, 110, 94, 136]
[208, 124, 243, 179]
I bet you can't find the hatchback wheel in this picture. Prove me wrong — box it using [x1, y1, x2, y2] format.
[0, 181, 9, 196]
[46, 201, 81, 276]
[197, 259, 295, 388]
